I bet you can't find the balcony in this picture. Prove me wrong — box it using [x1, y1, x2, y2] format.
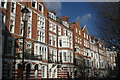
[17, 53, 42, 61]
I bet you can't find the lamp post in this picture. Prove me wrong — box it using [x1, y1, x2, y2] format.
[21, 6, 30, 80]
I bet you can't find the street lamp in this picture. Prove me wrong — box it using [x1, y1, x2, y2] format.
[21, 6, 30, 80]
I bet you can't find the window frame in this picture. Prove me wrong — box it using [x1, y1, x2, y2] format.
[38, 3, 44, 13]
[31, 0, 37, 8]
[1, 0, 7, 9]
[11, 2, 16, 14]
[9, 19, 15, 33]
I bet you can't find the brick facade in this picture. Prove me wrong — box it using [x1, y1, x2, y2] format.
[1, 1, 116, 80]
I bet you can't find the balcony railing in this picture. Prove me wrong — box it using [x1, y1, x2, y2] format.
[17, 53, 42, 61]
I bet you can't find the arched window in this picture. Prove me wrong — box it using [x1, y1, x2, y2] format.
[34, 64, 38, 78]
[35, 64, 38, 70]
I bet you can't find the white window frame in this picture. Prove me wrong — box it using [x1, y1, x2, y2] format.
[49, 21, 56, 33]
[53, 23, 56, 33]
[31, 0, 37, 9]
[11, 1, 16, 14]
[38, 3, 44, 13]
[49, 33, 56, 47]
[38, 14, 45, 29]
[49, 21, 52, 31]
[1, 0, 7, 9]
[84, 33, 86, 38]
[63, 29, 66, 36]
[49, 48, 57, 62]
[63, 52, 67, 62]
[58, 26, 61, 35]
[40, 31, 45, 42]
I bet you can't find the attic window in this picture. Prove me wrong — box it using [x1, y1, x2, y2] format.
[38, 4, 42, 11]
[32, 1, 35, 7]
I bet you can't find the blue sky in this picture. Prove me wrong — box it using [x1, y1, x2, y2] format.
[61, 2, 99, 36]
[45, 2, 100, 37]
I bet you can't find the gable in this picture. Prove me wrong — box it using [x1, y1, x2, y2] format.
[82, 25, 88, 34]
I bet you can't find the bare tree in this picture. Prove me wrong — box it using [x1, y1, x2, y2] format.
[93, 2, 120, 78]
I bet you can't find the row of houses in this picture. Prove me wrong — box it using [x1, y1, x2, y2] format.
[0, 0, 117, 80]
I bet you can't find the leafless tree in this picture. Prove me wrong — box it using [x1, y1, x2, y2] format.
[93, 2, 120, 78]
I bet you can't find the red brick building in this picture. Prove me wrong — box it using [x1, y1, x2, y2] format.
[1, 0, 114, 80]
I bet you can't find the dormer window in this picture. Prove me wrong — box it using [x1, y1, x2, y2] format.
[32, 0, 37, 8]
[38, 3, 43, 13]
[32, 1, 35, 7]
[38, 4, 42, 11]
[48, 12, 56, 21]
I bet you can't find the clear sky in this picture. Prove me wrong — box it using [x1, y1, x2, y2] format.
[45, 2, 100, 37]
[61, 2, 98, 36]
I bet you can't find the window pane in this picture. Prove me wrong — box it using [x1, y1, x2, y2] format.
[32, 2, 35, 7]
[38, 4, 42, 11]
[1, 2, 5, 7]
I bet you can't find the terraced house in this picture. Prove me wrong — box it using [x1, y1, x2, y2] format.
[1, 0, 117, 80]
